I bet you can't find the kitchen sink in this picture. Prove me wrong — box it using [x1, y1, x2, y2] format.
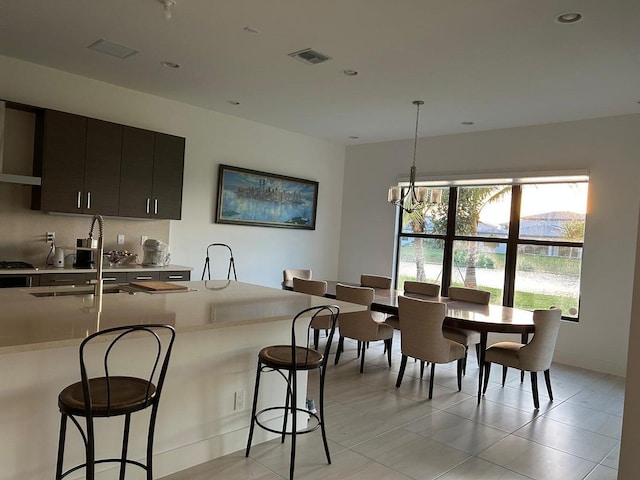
[29, 287, 123, 297]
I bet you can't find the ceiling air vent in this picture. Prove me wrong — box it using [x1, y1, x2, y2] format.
[288, 48, 332, 65]
[88, 39, 139, 59]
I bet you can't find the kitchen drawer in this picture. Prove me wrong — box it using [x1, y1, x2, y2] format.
[126, 271, 159, 282]
[158, 270, 191, 282]
[101, 272, 127, 284]
[0, 274, 40, 288]
[39, 273, 90, 286]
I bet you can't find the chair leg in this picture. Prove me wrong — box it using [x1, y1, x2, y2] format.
[428, 363, 436, 399]
[290, 365, 298, 480]
[282, 370, 292, 443]
[396, 355, 408, 388]
[544, 369, 553, 401]
[55, 414, 68, 480]
[357, 341, 361, 358]
[456, 359, 463, 391]
[359, 345, 366, 373]
[334, 337, 344, 365]
[531, 371, 540, 409]
[521, 370, 525, 383]
[385, 338, 392, 367]
[462, 346, 468, 375]
[501, 366, 508, 386]
[119, 413, 132, 480]
[86, 416, 95, 480]
[318, 365, 331, 465]
[313, 329, 320, 350]
[475, 343, 480, 365]
[245, 361, 262, 456]
[482, 362, 491, 394]
[420, 360, 425, 379]
[146, 406, 160, 480]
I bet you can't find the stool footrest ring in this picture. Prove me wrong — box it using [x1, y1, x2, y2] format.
[254, 406, 321, 436]
[58, 458, 148, 479]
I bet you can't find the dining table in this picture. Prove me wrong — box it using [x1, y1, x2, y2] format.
[283, 280, 536, 403]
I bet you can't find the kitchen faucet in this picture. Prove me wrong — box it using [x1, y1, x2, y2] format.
[87, 214, 104, 298]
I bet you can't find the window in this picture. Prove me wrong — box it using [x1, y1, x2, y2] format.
[395, 179, 587, 320]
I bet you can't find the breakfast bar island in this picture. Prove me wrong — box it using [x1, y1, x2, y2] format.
[0, 281, 364, 480]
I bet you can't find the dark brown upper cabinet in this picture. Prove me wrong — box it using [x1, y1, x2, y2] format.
[119, 128, 184, 219]
[151, 133, 185, 219]
[39, 110, 87, 214]
[34, 107, 184, 220]
[39, 110, 122, 216]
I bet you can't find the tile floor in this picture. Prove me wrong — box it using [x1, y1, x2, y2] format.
[160, 334, 624, 480]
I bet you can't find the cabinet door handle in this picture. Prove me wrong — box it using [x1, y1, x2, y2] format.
[135, 276, 153, 280]
[87, 192, 91, 209]
[77, 191, 82, 209]
[102, 277, 117, 281]
[146, 198, 151, 214]
[154, 199, 158, 215]
[167, 275, 183, 279]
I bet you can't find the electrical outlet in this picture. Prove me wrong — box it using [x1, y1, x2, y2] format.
[117, 234, 125, 245]
[140, 235, 148, 246]
[46, 232, 55, 243]
[234, 390, 245, 411]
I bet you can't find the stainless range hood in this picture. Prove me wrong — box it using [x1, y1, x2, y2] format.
[0, 101, 41, 186]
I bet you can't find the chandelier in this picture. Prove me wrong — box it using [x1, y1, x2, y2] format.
[387, 100, 430, 214]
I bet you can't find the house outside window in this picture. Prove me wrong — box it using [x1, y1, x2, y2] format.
[395, 179, 587, 320]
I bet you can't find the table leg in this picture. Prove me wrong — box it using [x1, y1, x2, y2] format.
[477, 331, 488, 404]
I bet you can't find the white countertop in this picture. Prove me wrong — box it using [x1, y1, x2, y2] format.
[0, 280, 362, 353]
[0, 263, 193, 275]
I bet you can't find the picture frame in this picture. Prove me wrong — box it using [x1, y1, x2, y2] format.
[215, 164, 319, 229]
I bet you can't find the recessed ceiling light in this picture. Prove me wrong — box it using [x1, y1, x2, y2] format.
[556, 12, 582, 24]
[160, 61, 180, 69]
[348, 136, 359, 139]
[461, 121, 474, 126]
[342, 69, 358, 76]
[227, 100, 240, 106]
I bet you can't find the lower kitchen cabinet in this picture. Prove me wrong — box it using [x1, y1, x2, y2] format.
[159, 270, 190, 281]
[101, 272, 128, 284]
[126, 271, 160, 282]
[39, 273, 91, 286]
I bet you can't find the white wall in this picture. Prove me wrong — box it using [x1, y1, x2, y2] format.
[340, 115, 640, 376]
[0, 55, 345, 287]
[619, 204, 640, 478]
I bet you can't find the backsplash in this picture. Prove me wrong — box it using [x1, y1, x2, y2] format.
[0, 182, 170, 267]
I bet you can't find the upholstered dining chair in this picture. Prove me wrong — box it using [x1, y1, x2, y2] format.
[443, 286, 490, 373]
[482, 307, 562, 409]
[395, 296, 466, 399]
[283, 269, 312, 283]
[384, 281, 440, 330]
[292, 278, 330, 349]
[360, 274, 392, 289]
[360, 274, 393, 324]
[334, 284, 394, 373]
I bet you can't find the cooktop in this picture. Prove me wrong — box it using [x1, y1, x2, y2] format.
[0, 261, 37, 270]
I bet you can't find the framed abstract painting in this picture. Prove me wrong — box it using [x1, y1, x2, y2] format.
[216, 164, 319, 229]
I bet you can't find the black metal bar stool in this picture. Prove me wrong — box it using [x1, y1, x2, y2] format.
[245, 305, 340, 480]
[201, 243, 237, 280]
[55, 324, 176, 480]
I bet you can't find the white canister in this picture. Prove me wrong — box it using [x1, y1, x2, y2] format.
[53, 247, 65, 268]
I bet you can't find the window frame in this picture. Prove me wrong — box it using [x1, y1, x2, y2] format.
[394, 182, 586, 321]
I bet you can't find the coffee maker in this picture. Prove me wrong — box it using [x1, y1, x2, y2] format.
[74, 237, 97, 268]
